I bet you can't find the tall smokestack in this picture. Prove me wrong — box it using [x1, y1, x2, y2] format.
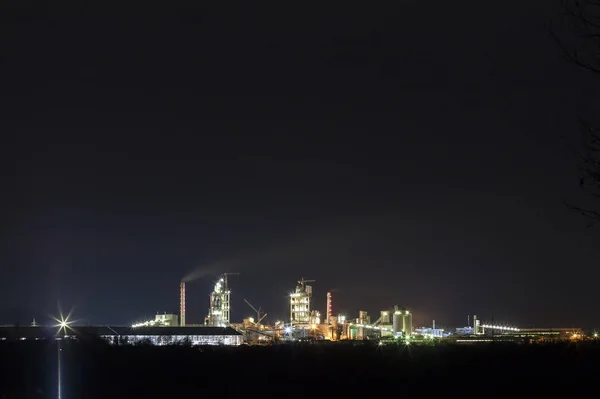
[326, 292, 332, 324]
[180, 282, 186, 327]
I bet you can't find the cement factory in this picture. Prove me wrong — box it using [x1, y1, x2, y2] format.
[0, 274, 591, 346]
[110, 274, 588, 346]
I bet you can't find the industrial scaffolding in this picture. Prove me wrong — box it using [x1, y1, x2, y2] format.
[290, 278, 314, 325]
[205, 274, 236, 327]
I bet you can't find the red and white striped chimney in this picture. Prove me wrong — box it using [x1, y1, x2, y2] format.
[326, 292, 332, 323]
[180, 282, 186, 327]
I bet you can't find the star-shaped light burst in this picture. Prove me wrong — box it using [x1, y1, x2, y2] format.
[51, 305, 77, 336]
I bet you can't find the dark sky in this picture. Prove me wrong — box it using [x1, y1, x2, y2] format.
[2, 2, 600, 329]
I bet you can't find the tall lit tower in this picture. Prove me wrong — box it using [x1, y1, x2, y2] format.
[326, 292, 332, 324]
[402, 309, 412, 336]
[205, 274, 235, 327]
[180, 282, 186, 327]
[290, 278, 314, 325]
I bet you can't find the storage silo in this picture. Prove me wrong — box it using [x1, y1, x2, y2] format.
[392, 311, 402, 335]
[348, 325, 358, 340]
[402, 310, 412, 336]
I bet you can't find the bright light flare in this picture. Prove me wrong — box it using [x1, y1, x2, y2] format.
[51, 305, 77, 336]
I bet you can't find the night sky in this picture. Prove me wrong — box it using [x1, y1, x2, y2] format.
[2, 2, 600, 329]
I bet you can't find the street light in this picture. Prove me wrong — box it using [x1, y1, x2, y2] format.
[52, 310, 75, 336]
[51, 306, 77, 399]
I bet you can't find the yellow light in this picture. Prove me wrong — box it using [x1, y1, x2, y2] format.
[311, 324, 316, 329]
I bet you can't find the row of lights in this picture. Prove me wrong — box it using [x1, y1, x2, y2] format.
[131, 320, 159, 328]
[481, 324, 520, 332]
[354, 323, 393, 332]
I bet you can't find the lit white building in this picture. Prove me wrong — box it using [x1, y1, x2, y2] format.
[0, 326, 243, 346]
[415, 327, 445, 338]
[455, 327, 475, 335]
[290, 278, 314, 325]
[103, 326, 243, 346]
[205, 274, 232, 327]
[392, 307, 412, 336]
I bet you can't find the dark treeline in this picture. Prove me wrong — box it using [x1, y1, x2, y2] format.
[1, 340, 598, 398]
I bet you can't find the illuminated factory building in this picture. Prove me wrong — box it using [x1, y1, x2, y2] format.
[3, 272, 589, 347]
[205, 274, 234, 327]
[393, 307, 412, 336]
[285, 277, 414, 342]
[452, 315, 584, 343]
[290, 278, 314, 325]
[0, 326, 243, 346]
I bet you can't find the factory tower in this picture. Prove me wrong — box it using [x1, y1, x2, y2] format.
[290, 278, 314, 325]
[205, 274, 235, 327]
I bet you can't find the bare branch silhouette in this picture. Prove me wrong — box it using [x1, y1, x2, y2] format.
[554, 0, 600, 224]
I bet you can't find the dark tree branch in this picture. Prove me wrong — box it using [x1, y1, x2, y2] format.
[562, 0, 600, 29]
[550, 29, 600, 74]
[564, 201, 600, 227]
[555, 1, 600, 225]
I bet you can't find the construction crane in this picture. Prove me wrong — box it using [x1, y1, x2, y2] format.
[244, 299, 267, 328]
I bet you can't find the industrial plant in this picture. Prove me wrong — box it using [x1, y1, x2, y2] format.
[117, 274, 590, 345]
[0, 273, 591, 346]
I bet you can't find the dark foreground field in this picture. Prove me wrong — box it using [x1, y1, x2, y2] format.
[1, 340, 598, 398]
